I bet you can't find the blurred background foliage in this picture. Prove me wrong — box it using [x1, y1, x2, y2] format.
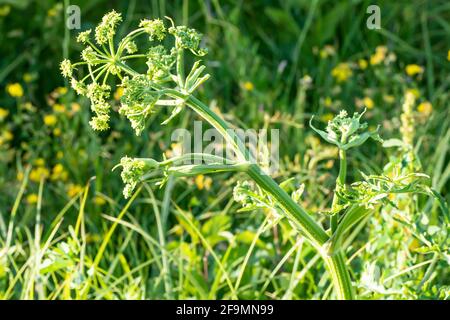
[0, 0, 448, 299]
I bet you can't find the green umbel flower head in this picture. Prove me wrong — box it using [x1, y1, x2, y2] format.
[310, 110, 382, 150]
[61, 11, 209, 196]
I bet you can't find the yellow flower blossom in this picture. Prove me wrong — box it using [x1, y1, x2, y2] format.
[331, 63, 352, 82]
[47, 6, 58, 17]
[448, 50, 450, 61]
[23, 73, 34, 83]
[358, 59, 368, 70]
[71, 103, 81, 113]
[44, 114, 57, 126]
[417, 101, 432, 116]
[195, 175, 212, 190]
[363, 97, 374, 109]
[319, 45, 336, 59]
[383, 95, 395, 104]
[114, 87, 124, 100]
[93, 195, 106, 206]
[56, 87, 68, 95]
[56, 151, 64, 159]
[34, 158, 45, 166]
[0, 108, 9, 121]
[26, 194, 39, 205]
[320, 113, 334, 122]
[67, 184, 84, 198]
[324, 97, 332, 107]
[30, 167, 50, 182]
[2, 130, 13, 141]
[23, 102, 36, 112]
[406, 88, 420, 98]
[52, 103, 66, 113]
[243, 81, 254, 91]
[53, 128, 61, 136]
[51, 163, 68, 181]
[0, 5, 10, 17]
[370, 46, 387, 65]
[6, 83, 24, 98]
[405, 64, 424, 77]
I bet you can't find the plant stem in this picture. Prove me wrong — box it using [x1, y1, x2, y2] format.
[331, 149, 347, 233]
[166, 91, 355, 299]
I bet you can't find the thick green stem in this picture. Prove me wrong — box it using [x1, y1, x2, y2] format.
[331, 149, 347, 233]
[167, 91, 354, 299]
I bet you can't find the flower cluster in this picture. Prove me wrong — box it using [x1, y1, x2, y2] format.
[118, 75, 161, 135]
[169, 25, 207, 56]
[118, 157, 159, 198]
[310, 110, 382, 150]
[95, 10, 122, 45]
[119, 157, 147, 198]
[139, 18, 166, 41]
[60, 11, 208, 136]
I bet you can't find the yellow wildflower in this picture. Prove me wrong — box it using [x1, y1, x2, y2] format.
[26, 194, 39, 205]
[370, 46, 387, 65]
[324, 97, 332, 107]
[320, 113, 334, 122]
[67, 184, 84, 198]
[406, 88, 420, 98]
[71, 103, 81, 113]
[52, 103, 66, 113]
[114, 87, 124, 100]
[417, 101, 432, 116]
[0, 5, 10, 16]
[56, 87, 68, 95]
[23, 73, 33, 83]
[34, 158, 45, 166]
[448, 50, 450, 61]
[56, 151, 64, 159]
[195, 175, 212, 190]
[51, 163, 68, 181]
[383, 95, 395, 104]
[331, 63, 352, 82]
[2, 130, 13, 141]
[319, 45, 336, 59]
[0, 108, 9, 121]
[30, 167, 50, 182]
[405, 64, 424, 77]
[53, 128, 61, 136]
[6, 83, 24, 98]
[358, 59, 368, 70]
[93, 195, 106, 206]
[243, 81, 254, 91]
[23, 102, 36, 112]
[44, 114, 57, 126]
[47, 6, 58, 17]
[363, 97, 374, 109]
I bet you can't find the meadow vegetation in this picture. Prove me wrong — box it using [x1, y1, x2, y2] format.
[0, 0, 449, 299]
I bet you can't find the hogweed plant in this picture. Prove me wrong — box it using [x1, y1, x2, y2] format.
[61, 11, 448, 300]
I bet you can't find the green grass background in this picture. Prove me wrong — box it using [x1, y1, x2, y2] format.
[0, 0, 449, 299]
